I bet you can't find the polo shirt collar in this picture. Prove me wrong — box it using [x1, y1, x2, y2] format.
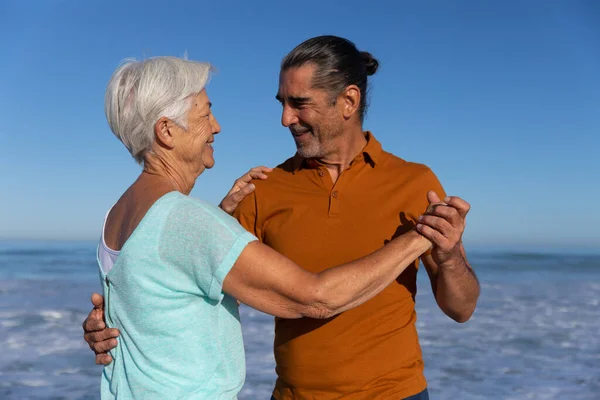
[361, 131, 383, 166]
[291, 131, 383, 173]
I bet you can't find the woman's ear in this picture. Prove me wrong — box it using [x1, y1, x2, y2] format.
[154, 117, 176, 149]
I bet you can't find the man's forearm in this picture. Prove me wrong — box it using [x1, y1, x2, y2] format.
[435, 245, 480, 322]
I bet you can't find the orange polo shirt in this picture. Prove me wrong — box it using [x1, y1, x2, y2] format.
[234, 132, 446, 400]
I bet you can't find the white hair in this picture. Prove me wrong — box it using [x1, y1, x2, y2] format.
[104, 56, 213, 163]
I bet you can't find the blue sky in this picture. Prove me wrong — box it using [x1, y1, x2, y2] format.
[1, 0, 598, 249]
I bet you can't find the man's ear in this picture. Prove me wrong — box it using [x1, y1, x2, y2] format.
[340, 85, 361, 120]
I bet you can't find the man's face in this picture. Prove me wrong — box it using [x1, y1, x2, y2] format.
[276, 64, 344, 159]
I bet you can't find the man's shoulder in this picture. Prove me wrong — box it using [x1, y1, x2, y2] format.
[233, 155, 298, 230]
[251, 156, 299, 190]
[379, 150, 436, 178]
[379, 150, 445, 196]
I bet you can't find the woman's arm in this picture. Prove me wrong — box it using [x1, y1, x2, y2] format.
[222, 230, 430, 319]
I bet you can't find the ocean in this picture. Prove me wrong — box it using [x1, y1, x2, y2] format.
[0, 240, 598, 400]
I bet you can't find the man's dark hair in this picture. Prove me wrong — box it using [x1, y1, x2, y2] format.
[281, 35, 379, 121]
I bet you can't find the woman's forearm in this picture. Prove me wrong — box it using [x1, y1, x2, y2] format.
[308, 230, 430, 318]
[224, 230, 430, 320]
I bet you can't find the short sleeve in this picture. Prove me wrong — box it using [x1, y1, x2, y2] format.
[160, 197, 257, 301]
[422, 168, 447, 207]
[420, 168, 447, 256]
[232, 189, 262, 240]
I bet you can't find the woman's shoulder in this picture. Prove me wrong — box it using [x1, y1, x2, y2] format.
[171, 193, 221, 216]
[168, 193, 244, 232]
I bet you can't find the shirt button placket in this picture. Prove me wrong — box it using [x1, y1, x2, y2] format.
[329, 190, 340, 216]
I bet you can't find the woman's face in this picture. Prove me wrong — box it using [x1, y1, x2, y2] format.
[178, 90, 221, 173]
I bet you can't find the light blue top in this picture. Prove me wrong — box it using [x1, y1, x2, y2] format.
[97, 191, 257, 399]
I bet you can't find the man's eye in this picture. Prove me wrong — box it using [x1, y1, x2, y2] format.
[291, 101, 306, 109]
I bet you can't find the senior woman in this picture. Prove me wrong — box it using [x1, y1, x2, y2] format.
[95, 56, 432, 399]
